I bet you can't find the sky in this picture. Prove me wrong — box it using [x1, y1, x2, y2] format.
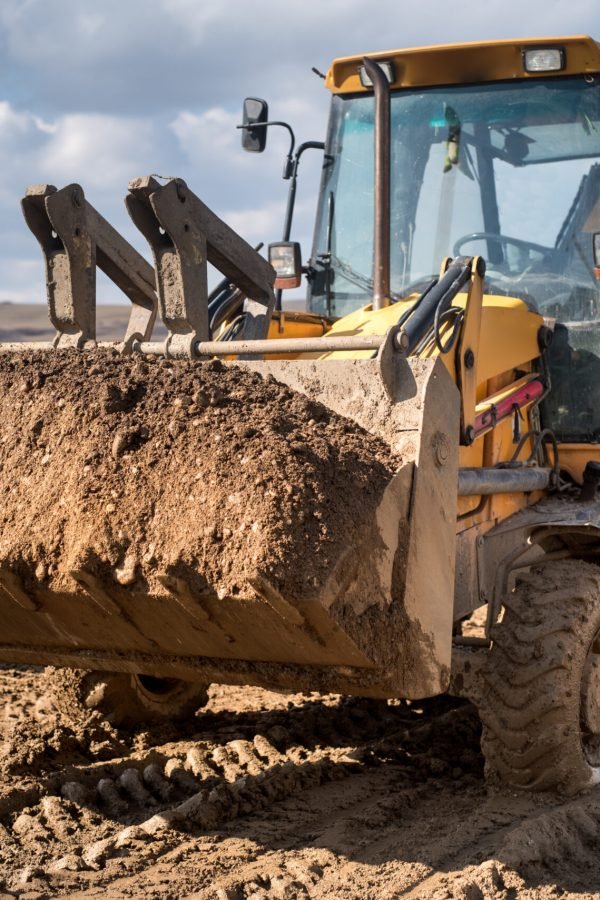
[1, 0, 599, 307]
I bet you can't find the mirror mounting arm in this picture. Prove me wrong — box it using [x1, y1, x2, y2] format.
[237, 121, 296, 176]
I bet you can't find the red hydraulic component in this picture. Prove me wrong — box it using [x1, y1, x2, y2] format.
[473, 378, 545, 437]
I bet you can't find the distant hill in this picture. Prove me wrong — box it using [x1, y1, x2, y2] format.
[0, 304, 158, 342]
[0, 300, 307, 342]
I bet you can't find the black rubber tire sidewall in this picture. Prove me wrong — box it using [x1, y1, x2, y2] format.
[479, 559, 600, 795]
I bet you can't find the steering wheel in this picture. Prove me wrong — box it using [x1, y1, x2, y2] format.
[452, 232, 554, 266]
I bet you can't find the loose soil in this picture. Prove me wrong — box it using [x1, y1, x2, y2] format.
[0, 350, 395, 604]
[0, 668, 598, 898]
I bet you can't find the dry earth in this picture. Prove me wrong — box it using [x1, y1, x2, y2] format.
[0, 348, 394, 607]
[2, 307, 600, 899]
[0, 670, 599, 899]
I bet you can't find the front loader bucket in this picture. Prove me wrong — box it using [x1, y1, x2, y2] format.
[0, 346, 458, 700]
[0, 175, 460, 701]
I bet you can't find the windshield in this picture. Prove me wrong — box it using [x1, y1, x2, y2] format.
[309, 76, 600, 321]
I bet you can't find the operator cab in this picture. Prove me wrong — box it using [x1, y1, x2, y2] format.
[307, 46, 600, 443]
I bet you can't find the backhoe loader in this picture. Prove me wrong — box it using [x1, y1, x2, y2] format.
[1, 35, 600, 794]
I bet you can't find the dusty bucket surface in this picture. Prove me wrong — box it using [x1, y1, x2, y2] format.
[0, 348, 458, 699]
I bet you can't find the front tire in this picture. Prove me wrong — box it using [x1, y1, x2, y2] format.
[479, 559, 600, 794]
[47, 668, 209, 728]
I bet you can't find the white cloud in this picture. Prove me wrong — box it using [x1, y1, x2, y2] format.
[225, 202, 287, 245]
[0, 257, 45, 304]
[0, 101, 52, 145]
[157, 0, 222, 41]
[0, 101, 32, 137]
[0, 0, 131, 64]
[77, 11, 106, 39]
[38, 114, 157, 189]
[0, 102, 53, 207]
[171, 107, 249, 168]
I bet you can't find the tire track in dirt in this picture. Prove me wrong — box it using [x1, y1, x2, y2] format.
[3, 669, 600, 898]
[0, 672, 479, 896]
[2, 734, 359, 883]
[58, 757, 600, 900]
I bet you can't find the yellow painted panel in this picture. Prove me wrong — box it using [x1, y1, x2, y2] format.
[321, 293, 543, 389]
[266, 311, 330, 340]
[326, 35, 600, 94]
[446, 295, 543, 389]
[554, 445, 600, 484]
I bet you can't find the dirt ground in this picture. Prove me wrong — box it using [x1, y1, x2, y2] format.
[0, 668, 597, 900]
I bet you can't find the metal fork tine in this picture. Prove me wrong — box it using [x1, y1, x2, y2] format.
[19, 182, 158, 352]
[127, 176, 276, 357]
[22, 183, 96, 348]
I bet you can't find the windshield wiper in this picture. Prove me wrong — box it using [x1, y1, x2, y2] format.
[330, 254, 404, 303]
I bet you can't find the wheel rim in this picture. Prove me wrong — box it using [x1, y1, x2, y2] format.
[134, 674, 184, 700]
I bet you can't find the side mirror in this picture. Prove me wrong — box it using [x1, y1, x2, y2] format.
[241, 97, 269, 153]
[594, 233, 600, 279]
[269, 242, 302, 289]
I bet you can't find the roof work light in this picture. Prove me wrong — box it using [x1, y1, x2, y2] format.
[523, 47, 565, 73]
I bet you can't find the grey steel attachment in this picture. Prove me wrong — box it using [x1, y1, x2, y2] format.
[126, 176, 276, 357]
[1, 328, 410, 360]
[458, 466, 552, 496]
[21, 183, 157, 350]
[133, 331, 407, 358]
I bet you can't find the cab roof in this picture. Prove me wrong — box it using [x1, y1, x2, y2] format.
[326, 35, 600, 94]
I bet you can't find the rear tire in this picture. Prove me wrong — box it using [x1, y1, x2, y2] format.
[479, 559, 600, 794]
[47, 668, 210, 728]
